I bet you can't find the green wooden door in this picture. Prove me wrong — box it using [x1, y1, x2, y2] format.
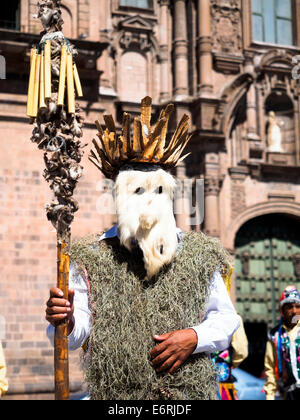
[235, 214, 300, 327]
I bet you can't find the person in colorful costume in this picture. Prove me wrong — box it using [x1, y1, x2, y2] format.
[212, 315, 248, 400]
[45, 98, 240, 400]
[264, 285, 300, 400]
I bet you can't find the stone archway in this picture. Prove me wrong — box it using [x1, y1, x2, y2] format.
[225, 200, 300, 250]
[213, 72, 254, 137]
[234, 213, 300, 377]
[234, 213, 300, 325]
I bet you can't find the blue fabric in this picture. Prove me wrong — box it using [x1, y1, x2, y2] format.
[277, 318, 283, 376]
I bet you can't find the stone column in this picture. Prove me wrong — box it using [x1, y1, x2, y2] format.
[98, 0, 117, 98]
[197, 0, 213, 94]
[175, 162, 191, 231]
[173, 0, 189, 99]
[20, 0, 29, 32]
[204, 176, 220, 237]
[159, 0, 171, 101]
[244, 53, 258, 140]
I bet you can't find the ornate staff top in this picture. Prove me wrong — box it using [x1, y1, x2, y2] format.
[27, 0, 85, 246]
[38, 0, 64, 33]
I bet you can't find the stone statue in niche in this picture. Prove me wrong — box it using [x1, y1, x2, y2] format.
[266, 111, 284, 153]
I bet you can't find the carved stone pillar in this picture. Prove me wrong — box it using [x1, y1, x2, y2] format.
[175, 162, 191, 231]
[204, 176, 220, 237]
[244, 53, 259, 140]
[99, 1, 116, 98]
[197, 0, 213, 94]
[173, 0, 189, 99]
[158, 0, 171, 101]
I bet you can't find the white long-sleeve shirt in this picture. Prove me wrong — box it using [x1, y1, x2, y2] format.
[47, 226, 240, 354]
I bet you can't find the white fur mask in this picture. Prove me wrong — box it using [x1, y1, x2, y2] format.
[115, 169, 178, 279]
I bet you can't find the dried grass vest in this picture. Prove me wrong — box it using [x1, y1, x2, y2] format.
[71, 231, 232, 400]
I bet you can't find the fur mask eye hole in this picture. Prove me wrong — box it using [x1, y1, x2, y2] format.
[155, 186, 163, 194]
[160, 245, 164, 254]
[135, 187, 145, 195]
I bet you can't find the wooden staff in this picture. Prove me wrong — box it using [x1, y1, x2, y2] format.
[55, 241, 70, 400]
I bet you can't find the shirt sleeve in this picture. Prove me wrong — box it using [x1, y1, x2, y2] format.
[0, 342, 8, 398]
[46, 261, 91, 351]
[264, 340, 277, 400]
[190, 271, 240, 355]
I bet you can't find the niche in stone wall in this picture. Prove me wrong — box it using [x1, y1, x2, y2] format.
[264, 91, 295, 165]
[119, 51, 148, 102]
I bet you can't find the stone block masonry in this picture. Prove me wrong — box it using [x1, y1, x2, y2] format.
[0, 120, 113, 398]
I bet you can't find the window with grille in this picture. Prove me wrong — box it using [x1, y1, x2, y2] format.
[120, 0, 153, 9]
[0, 0, 20, 30]
[252, 0, 294, 46]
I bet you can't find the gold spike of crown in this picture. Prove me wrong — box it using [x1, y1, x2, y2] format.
[89, 96, 192, 179]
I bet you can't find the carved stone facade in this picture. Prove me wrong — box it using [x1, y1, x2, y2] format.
[211, 0, 243, 54]
[1, 0, 300, 398]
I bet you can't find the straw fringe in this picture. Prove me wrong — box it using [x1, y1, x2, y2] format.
[90, 97, 192, 179]
[70, 231, 232, 400]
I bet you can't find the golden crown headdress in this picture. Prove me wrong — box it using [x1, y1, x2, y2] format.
[89, 96, 192, 179]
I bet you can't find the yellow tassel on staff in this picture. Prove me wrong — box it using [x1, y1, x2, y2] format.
[27, 48, 37, 117]
[57, 45, 67, 106]
[39, 52, 47, 109]
[67, 53, 75, 114]
[30, 47, 37, 67]
[73, 63, 83, 98]
[32, 54, 41, 118]
[44, 40, 52, 100]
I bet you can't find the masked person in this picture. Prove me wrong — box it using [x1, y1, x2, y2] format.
[46, 97, 240, 400]
[264, 285, 300, 400]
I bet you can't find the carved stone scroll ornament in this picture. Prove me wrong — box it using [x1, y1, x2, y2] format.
[117, 15, 156, 54]
[211, 0, 242, 54]
[204, 176, 221, 196]
[120, 31, 152, 52]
